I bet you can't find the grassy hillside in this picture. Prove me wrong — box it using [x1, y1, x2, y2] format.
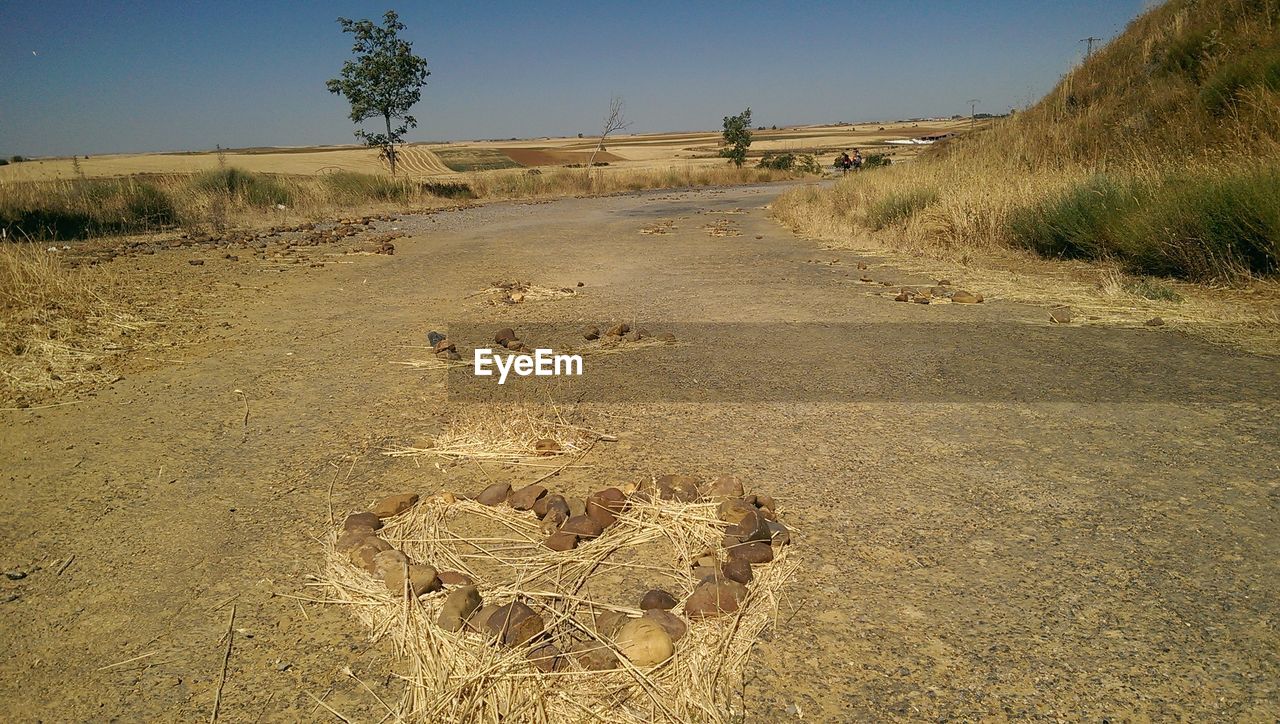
[775, 0, 1280, 282]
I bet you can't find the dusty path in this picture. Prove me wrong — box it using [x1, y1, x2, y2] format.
[2, 184, 1278, 721]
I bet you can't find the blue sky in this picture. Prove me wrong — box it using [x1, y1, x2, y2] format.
[0, 1, 1145, 156]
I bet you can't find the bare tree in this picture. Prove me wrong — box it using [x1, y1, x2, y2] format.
[586, 96, 631, 171]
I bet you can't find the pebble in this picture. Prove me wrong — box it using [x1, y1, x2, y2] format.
[1050, 306, 1073, 324]
[370, 493, 419, 518]
[439, 586, 483, 632]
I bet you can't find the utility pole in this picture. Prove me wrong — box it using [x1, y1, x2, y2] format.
[966, 99, 980, 130]
[1080, 36, 1101, 57]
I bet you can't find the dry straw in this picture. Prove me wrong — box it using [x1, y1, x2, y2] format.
[383, 404, 611, 465]
[313, 495, 795, 723]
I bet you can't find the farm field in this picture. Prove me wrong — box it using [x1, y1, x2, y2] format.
[0, 120, 969, 182]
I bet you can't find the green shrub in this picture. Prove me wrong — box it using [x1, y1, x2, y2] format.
[866, 188, 938, 229]
[1124, 277, 1184, 302]
[1007, 175, 1133, 259]
[756, 153, 796, 171]
[863, 153, 892, 169]
[1200, 47, 1280, 115]
[1161, 30, 1210, 77]
[192, 167, 292, 206]
[322, 171, 412, 202]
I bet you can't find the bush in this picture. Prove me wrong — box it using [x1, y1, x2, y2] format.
[1161, 30, 1210, 77]
[9, 156, 25, 163]
[1200, 47, 1280, 115]
[1009, 167, 1280, 280]
[756, 153, 796, 171]
[192, 167, 292, 206]
[0, 159, 8, 167]
[866, 188, 938, 229]
[863, 153, 892, 169]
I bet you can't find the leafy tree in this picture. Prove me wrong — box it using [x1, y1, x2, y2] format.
[326, 10, 431, 176]
[720, 108, 753, 167]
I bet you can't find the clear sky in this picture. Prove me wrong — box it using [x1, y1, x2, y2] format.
[0, 1, 1146, 157]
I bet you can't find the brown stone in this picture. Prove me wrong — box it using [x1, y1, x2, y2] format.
[527, 643, 561, 673]
[683, 580, 748, 620]
[476, 482, 511, 506]
[937, 278, 952, 286]
[543, 531, 578, 551]
[717, 498, 755, 525]
[624, 330, 641, 342]
[438, 570, 474, 586]
[724, 509, 771, 545]
[643, 608, 688, 642]
[894, 291, 912, 302]
[614, 618, 674, 666]
[766, 520, 792, 546]
[509, 484, 547, 511]
[659, 331, 677, 343]
[570, 640, 617, 671]
[749, 494, 776, 512]
[1050, 306, 1072, 324]
[583, 325, 600, 341]
[591, 487, 627, 514]
[691, 565, 723, 583]
[384, 563, 440, 598]
[534, 438, 561, 455]
[592, 611, 631, 637]
[486, 601, 544, 646]
[433, 338, 456, 353]
[342, 512, 382, 532]
[504, 338, 524, 351]
[534, 493, 567, 519]
[915, 295, 931, 305]
[585, 501, 616, 528]
[566, 497, 587, 518]
[465, 601, 501, 634]
[372, 549, 410, 579]
[951, 290, 981, 304]
[728, 540, 774, 564]
[640, 589, 678, 611]
[649, 474, 700, 502]
[1146, 316, 1165, 327]
[350, 538, 392, 572]
[336, 528, 376, 553]
[494, 328, 516, 345]
[722, 556, 754, 584]
[705, 475, 744, 499]
[606, 322, 630, 337]
[561, 515, 604, 539]
[541, 499, 570, 527]
[371, 493, 419, 518]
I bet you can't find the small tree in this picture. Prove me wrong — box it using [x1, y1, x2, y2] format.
[586, 96, 630, 171]
[326, 10, 431, 176]
[720, 108, 753, 167]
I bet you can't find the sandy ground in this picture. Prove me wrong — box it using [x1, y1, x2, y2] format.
[0, 121, 965, 181]
[2, 183, 1277, 721]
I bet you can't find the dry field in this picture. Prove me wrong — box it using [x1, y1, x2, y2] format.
[0, 120, 968, 182]
[1, 183, 1277, 721]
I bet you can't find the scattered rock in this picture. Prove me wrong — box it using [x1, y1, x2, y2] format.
[722, 556, 754, 584]
[951, 290, 981, 304]
[371, 493, 419, 518]
[724, 509, 771, 546]
[509, 484, 547, 511]
[614, 618, 674, 667]
[857, 262, 868, 270]
[579, 612, 624, 640]
[527, 643, 561, 673]
[468, 603, 505, 635]
[566, 497, 587, 518]
[728, 540, 774, 564]
[606, 322, 630, 337]
[1146, 317, 1166, 327]
[624, 330, 641, 342]
[570, 640, 617, 671]
[914, 295, 931, 305]
[336, 528, 376, 553]
[749, 494, 776, 512]
[648, 474, 700, 502]
[5, 570, 27, 581]
[534, 438, 561, 456]
[188, 259, 205, 266]
[543, 531, 579, 551]
[540, 496, 571, 526]
[659, 331, 677, 343]
[486, 601, 545, 646]
[440, 590, 484, 632]
[704, 475, 744, 499]
[373, 549, 409, 576]
[494, 327, 516, 345]
[384, 563, 440, 598]
[643, 608, 688, 642]
[583, 325, 600, 341]
[1050, 306, 1073, 324]
[717, 498, 756, 525]
[683, 580, 748, 620]
[894, 291, 912, 302]
[640, 589, 678, 611]
[561, 515, 604, 539]
[437, 570, 474, 586]
[427, 330, 446, 346]
[576, 281, 585, 287]
[343, 512, 382, 532]
[766, 520, 792, 546]
[937, 279, 952, 286]
[476, 482, 512, 506]
[349, 538, 392, 572]
[433, 338, 456, 354]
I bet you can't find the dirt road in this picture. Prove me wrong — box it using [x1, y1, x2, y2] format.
[2, 184, 1278, 721]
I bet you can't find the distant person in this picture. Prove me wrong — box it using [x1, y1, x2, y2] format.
[835, 151, 852, 174]
[852, 149, 864, 170]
